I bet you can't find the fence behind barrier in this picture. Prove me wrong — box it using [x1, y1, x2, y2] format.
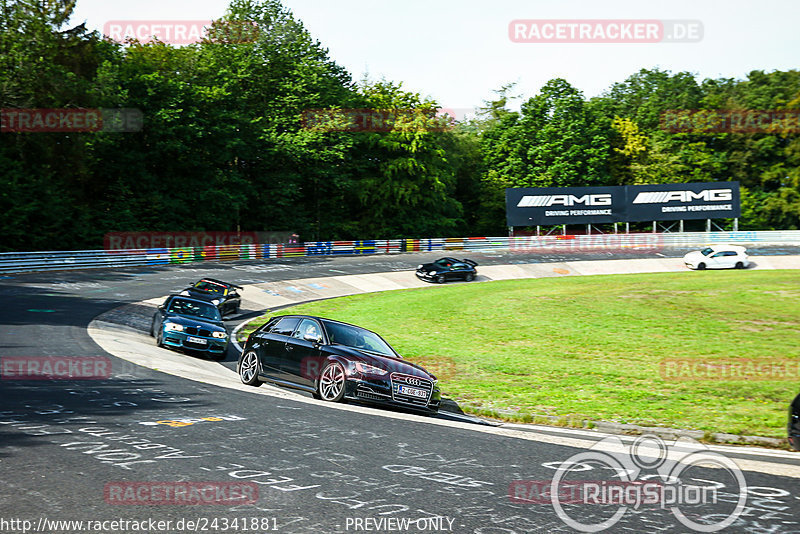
[1, 231, 798, 273]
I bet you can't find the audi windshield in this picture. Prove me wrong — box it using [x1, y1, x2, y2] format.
[321, 320, 397, 357]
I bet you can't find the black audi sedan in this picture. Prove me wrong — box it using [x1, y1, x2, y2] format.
[416, 257, 478, 283]
[238, 315, 441, 413]
[789, 392, 800, 450]
[181, 278, 242, 316]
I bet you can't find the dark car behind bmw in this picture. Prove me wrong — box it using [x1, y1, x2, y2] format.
[181, 278, 242, 316]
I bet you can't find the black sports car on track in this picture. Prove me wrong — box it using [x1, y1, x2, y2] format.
[416, 257, 478, 283]
[789, 392, 800, 450]
[150, 295, 229, 358]
[238, 315, 441, 413]
[181, 278, 242, 316]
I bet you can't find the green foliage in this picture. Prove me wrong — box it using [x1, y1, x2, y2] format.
[0, 3, 799, 250]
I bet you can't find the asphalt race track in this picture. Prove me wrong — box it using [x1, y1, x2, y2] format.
[1, 247, 800, 534]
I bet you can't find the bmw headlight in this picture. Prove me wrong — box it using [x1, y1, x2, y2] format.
[354, 361, 388, 376]
[179, 290, 190, 296]
[164, 322, 184, 332]
[428, 271, 437, 275]
[212, 331, 227, 339]
[211, 299, 220, 306]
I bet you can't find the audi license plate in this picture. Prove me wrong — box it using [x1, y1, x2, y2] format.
[187, 336, 207, 345]
[397, 385, 427, 398]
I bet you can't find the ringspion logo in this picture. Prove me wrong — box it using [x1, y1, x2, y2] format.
[512, 435, 747, 532]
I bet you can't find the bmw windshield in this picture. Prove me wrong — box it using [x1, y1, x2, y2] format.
[167, 298, 221, 321]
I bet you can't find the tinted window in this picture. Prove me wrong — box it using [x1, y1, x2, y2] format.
[167, 298, 221, 321]
[701, 247, 714, 256]
[258, 317, 279, 333]
[293, 319, 322, 340]
[271, 317, 300, 336]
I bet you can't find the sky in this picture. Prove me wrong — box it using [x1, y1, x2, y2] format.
[71, 0, 800, 118]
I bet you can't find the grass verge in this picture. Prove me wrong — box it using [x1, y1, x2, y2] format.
[239, 270, 800, 438]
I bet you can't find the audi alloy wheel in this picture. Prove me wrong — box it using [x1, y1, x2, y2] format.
[318, 361, 346, 402]
[239, 351, 262, 387]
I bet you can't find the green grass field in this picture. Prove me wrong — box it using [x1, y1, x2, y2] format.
[239, 270, 800, 439]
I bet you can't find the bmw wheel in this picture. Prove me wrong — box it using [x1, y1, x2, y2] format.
[697, 262, 706, 270]
[318, 362, 346, 402]
[435, 275, 446, 284]
[156, 328, 164, 348]
[239, 351, 262, 387]
[465, 273, 475, 282]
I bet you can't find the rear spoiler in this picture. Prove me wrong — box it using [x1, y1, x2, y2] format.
[200, 278, 243, 290]
[462, 259, 478, 267]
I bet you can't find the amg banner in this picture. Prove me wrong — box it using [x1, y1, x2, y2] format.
[506, 181, 740, 226]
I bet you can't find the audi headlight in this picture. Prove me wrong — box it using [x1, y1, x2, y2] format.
[212, 331, 227, 339]
[354, 361, 388, 376]
[164, 322, 184, 332]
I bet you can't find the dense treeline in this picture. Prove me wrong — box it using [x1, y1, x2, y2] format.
[1, 0, 798, 251]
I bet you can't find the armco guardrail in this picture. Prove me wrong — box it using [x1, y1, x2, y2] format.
[1, 231, 799, 274]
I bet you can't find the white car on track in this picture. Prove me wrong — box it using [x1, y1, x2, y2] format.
[683, 245, 750, 270]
